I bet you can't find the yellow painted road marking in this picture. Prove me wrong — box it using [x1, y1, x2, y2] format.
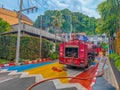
[24, 62, 69, 83]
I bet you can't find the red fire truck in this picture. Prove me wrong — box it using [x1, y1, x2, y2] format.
[59, 33, 96, 68]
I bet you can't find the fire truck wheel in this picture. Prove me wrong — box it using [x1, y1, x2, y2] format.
[66, 65, 71, 68]
[86, 57, 92, 68]
[86, 63, 90, 68]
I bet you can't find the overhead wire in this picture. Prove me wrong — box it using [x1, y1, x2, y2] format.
[34, 0, 48, 10]
[49, 0, 61, 10]
[30, 0, 35, 6]
[27, 0, 30, 7]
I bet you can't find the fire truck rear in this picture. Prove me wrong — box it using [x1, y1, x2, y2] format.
[59, 33, 95, 68]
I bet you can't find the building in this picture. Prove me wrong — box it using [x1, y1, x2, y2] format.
[0, 8, 33, 25]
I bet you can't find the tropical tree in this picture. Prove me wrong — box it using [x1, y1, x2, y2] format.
[61, 9, 71, 33]
[97, 0, 120, 36]
[0, 18, 11, 33]
[51, 10, 64, 52]
[97, 0, 120, 52]
[34, 9, 97, 35]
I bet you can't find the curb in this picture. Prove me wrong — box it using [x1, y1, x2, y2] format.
[0, 58, 51, 68]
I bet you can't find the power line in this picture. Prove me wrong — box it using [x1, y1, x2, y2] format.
[49, 0, 61, 10]
[30, 0, 36, 6]
[42, 0, 52, 9]
[27, 0, 30, 7]
[34, 0, 48, 10]
[34, 0, 60, 11]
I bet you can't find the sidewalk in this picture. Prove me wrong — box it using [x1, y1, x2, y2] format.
[92, 56, 118, 90]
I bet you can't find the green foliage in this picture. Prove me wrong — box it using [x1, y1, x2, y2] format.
[49, 42, 59, 60]
[97, 0, 120, 36]
[0, 18, 11, 33]
[108, 53, 117, 59]
[49, 27, 55, 34]
[0, 59, 10, 64]
[0, 35, 53, 61]
[115, 60, 120, 71]
[109, 53, 120, 71]
[56, 42, 60, 54]
[42, 38, 53, 58]
[33, 9, 97, 35]
[100, 42, 108, 51]
[51, 10, 64, 29]
[0, 35, 17, 60]
[50, 52, 59, 60]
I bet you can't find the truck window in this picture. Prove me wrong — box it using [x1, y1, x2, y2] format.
[65, 47, 78, 58]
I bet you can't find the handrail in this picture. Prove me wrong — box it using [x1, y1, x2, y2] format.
[12, 23, 64, 41]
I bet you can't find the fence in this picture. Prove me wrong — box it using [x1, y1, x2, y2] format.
[110, 59, 120, 89]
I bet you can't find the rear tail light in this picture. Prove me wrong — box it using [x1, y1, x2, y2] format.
[81, 60, 84, 63]
[80, 50, 85, 59]
[60, 52, 63, 57]
[80, 44, 85, 59]
[59, 44, 64, 58]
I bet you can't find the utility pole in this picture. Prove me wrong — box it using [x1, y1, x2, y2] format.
[15, 0, 23, 64]
[70, 15, 72, 40]
[40, 16, 42, 58]
[15, 0, 38, 64]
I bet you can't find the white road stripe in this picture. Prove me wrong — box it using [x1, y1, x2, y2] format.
[0, 75, 19, 83]
[0, 78, 14, 83]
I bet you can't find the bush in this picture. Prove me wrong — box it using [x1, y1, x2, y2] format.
[0, 59, 10, 64]
[56, 42, 60, 54]
[100, 42, 108, 51]
[42, 38, 53, 58]
[109, 53, 120, 71]
[50, 52, 59, 60]
[115, 60, 120, 71]
[108, 53, 117, 59]
[0, 35, 54, 61]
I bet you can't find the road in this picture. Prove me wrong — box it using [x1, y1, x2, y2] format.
[0, 56, 118, 90]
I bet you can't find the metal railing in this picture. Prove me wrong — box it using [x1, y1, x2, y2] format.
[12, 23, 64, 41]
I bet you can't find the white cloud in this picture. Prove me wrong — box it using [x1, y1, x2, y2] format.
[41, 0, 103, 18]
[0, 0, 104, 21]
[82, 7, 100, 18]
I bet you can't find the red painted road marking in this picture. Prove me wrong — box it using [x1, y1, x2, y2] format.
[70, 64, 99, 89]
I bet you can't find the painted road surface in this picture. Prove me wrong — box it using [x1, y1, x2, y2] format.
[24, 60, 99, 89]
[25, 62, 69, 83]
[1, 56, 115, 90]
[70, 64, 99, 89]
[2, 62, 53, 72]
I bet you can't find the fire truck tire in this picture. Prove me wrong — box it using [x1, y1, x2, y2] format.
[86, 63, 90, 68]
[86, 56, 93, 68]
[66, 65, 70, 68]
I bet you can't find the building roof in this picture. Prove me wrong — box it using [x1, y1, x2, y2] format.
[0, 8, 33, 25]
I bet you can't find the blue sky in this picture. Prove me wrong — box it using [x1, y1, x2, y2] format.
[0, 0, 104, 21]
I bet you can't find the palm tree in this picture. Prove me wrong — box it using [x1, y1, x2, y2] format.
[51, 10, 64, 52]
[97, 0, 120, 35]
[97, 0, 120, 52]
